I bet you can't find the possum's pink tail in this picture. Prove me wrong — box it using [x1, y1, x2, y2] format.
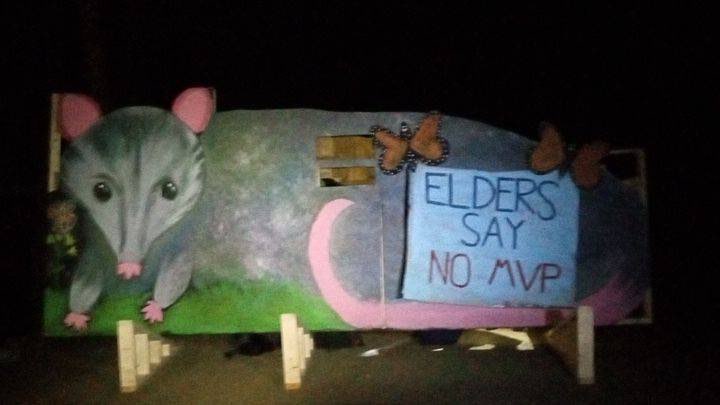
[308, 199, 642, 329]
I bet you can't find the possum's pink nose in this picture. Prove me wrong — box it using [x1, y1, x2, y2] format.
[117, 262, 142, 280]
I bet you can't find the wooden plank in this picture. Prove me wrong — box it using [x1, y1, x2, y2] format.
[304, 333, 312, 359]
[134, 333, 150, 376]
[577, 306, 595, 384]
[117, 320, 137, 393]
[609, 148, 653, 326]
[48, 94, 62, 193]
[643, 288, 653, 323]
[634, 149, 648, 206]
[162, 343, 171, 357]
[543, 306, 595, 384]
[149, 340, 162, 365]
[316, 135, 375, 160]
[297, 326, 306, 373]
[319, 166, 375, 187]
[281, 313, 301, 389]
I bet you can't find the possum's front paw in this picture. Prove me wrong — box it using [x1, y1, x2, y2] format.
[64, 312, 90, 330]
[141, 300, 164, 323]
[117, 262, 142, 280]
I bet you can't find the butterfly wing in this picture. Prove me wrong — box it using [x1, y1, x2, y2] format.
[530, 122, 566, 173]
[571, 141, 610, 189]
[375, 129, 409, 174]
[410, 113, 448, 164]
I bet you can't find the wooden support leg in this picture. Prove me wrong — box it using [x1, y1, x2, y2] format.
[134, 333, 150, 376]
[149, 340, 162, 366]
[162, 343, 171, 357]
[117, 320, 137, 393]
[576, 306, 595, 384]
[643, 288, 653, 323]
[544, 305, 595, 384]
[304, 333, 313, 359]
[117, 320, 176, 393]
[281, 313, 302, 390]
[298, 326, 307, 374]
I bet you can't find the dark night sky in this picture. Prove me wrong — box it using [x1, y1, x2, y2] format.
[1, 1, 718, 361]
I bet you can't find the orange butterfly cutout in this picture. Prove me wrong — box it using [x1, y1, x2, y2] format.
[529, 122, 610, 189]
[372, 113, 448, 175]
[530, 122, 566, 173]
[571, 141, 610, 189]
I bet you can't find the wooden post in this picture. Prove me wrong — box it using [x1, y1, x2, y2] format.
[117, 320, 175, 393]
[48, 94, 62, 193]
[297, 326, 307, 374]
[162, 343, 171, 357]
[281, 313, 302, 389]
[280, 314, 315, 389]
[304, 333, 312, 359]
[149, 340, 162, 366]
[576, 306, 595, 384]
[609, 149, 653, 325]
[134, 333, 150, 376]
[544, 305, 595, 384]
[117, 320, 137, 393]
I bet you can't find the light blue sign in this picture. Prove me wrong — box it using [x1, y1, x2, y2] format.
[402, 165, 579, 307]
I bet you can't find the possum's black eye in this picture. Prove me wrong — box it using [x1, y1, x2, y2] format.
[161, 181, 178, 200]
[93, 182, 112, 202]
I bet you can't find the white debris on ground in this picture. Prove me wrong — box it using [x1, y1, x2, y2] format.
[360, 349, 380, 357]
[359, 335, 413, 357]
[469, 344, 496, 351]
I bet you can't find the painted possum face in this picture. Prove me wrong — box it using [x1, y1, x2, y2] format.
[58, 88, 214, 278]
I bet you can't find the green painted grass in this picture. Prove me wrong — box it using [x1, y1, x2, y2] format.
[44, 280, 350, 336]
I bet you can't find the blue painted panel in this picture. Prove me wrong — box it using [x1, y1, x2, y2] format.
[402, 165, 579, 307]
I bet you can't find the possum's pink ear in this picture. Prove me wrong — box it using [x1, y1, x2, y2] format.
[58, 94, 103, 141]
[171, 87, 215, 134]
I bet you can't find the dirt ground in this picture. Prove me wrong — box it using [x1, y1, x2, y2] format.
[0, 326, 713, 404]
